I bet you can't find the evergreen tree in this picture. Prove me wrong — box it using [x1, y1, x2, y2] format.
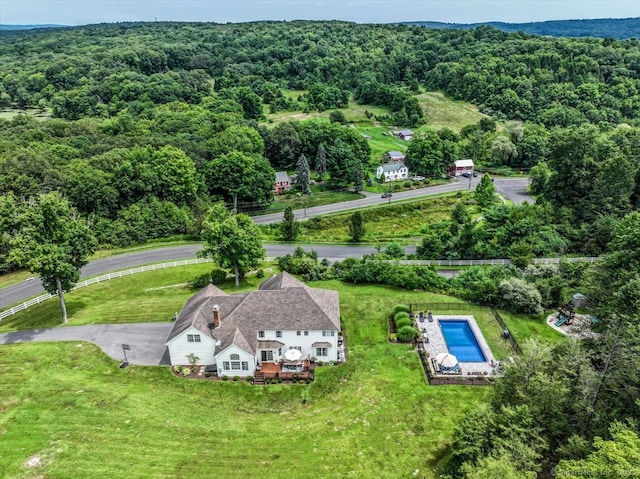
[315, 143, 327, 180]
[475, 174, 498, 208]
[353, 159, 364, 193]
[349, 211, 366, 242]
[280, 205, 299, 241]
[296, 153, 311, 194]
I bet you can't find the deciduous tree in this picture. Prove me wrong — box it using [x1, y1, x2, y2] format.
[10, 192, 97, 323]
[199, 202, 265, 287]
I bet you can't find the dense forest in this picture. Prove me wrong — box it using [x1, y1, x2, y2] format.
[2, 20, 640, 477]
[1, 21, 639, 266]
[408, 17, 640, 40]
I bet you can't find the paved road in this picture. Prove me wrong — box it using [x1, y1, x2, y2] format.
[0, 323, 174, 365]
[1, 177, 529, 309]
[253, 181, 466, 224]
[493, 177, 532, 205]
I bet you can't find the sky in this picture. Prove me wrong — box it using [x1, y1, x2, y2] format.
[1, 0, 639, 26]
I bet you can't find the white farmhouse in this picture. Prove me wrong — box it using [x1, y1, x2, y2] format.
[165, 272, 341, 378]
[376, 162, 409, 182]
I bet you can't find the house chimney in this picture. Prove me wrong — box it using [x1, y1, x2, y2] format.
[213, 304, 220, 329]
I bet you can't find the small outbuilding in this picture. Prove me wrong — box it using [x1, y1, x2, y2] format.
[385, 151, 405, 162]
[448, 159, 474, 177]
[394, 129, 414, 141]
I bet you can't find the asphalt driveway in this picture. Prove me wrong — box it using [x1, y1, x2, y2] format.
[0, 323, 174, 366]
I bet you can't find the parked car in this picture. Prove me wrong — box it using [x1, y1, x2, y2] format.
[473, 172, 478, 177]
[461, 172, 471, 178]
[381, 192, 392, 198]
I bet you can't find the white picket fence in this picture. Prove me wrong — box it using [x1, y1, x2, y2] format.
[0, 258, 214, 321]
[398, 257, 599, 267]
[0, 255, 600, 321]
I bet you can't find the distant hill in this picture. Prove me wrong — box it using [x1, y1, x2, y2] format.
[404, 18, 640, 40]
[0, 24, 67, 31]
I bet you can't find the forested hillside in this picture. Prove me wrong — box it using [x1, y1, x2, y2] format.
[1, 21, 639, 270]
[407, 17, 640, 40]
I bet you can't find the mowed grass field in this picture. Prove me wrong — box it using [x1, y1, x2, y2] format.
[0, 269, 505, 479]
[262, 193, 474, 243]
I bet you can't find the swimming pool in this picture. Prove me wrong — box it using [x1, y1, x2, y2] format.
[439, 320, 487, 362]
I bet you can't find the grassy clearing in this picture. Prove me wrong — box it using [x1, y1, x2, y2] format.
[0, 107, 52, 121]
[1, 275, 506, 479]
[262, 193, 469, 243]
[415, 92, 486, 132]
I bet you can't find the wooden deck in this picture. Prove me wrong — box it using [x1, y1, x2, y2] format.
[253, 360, 314, 384]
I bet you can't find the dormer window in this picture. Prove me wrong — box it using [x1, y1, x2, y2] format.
[258, 331, 265, 338]
[276, 331, 282, 338]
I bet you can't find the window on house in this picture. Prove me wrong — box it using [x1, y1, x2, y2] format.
[187, 334, 201, 343]
[241, 362, 249, 370]
[294, 346, 302, 351]
[231, 361, 241, 370]
[304, 331, 308, 336]
[316, 347, 328, 357]
[261, 350, 273, 361]
[223, 361, 230, 370]
[323, 331, 335, 337]
[297, 331, 301, 336]
[230, 354, 240, 360]
[258, 331, 265, 338]
[276, 331, 282, 338]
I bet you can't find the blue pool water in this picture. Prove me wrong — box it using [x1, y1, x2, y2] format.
[439, 320, 487, 362]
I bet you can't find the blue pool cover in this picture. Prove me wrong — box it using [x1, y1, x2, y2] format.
[440, 320, 487, 362]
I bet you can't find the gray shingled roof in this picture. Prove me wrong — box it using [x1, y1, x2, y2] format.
[165, 284, 230, 342]
[258, 271, 306, 290]
[166, 273, 340, 355]
[275, 171, 290, 183]
[379, 162, 406, 173]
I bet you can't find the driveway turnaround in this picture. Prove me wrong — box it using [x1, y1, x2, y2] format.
[0, 323, 174, 366]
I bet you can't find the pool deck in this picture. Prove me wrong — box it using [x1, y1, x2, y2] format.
[417, 314, 499, 377]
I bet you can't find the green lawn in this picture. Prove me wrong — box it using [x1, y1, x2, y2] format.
[262, 193, 470, 243]
[261, 188, 364, 214]
[0, 263, 277, 333]
[0, 271, 503, 478]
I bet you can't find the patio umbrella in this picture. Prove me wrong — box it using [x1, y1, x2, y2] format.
[435, 353, 459, 371]
[284, 348, 302, 362]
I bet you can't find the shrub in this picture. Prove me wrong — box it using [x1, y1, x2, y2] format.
[395, 317, 412, 329]
[393, 304, 410, 314]
[204, 372, 211, 378]
[499, 277, 543, 314]
[389, 333, 397, 342]
[256, 269, 265, 278]
[397, 325, 418, 342]
[211, 268, 227, 285]
[181, 367, 192, 376]
[246, 376, 253, 382]
[394, 311, 410, 323]
[191, 273, 211, 288]
[233, 375, 239, 381]
[317, 360, 324, 366]
[222, 375, 229, 381]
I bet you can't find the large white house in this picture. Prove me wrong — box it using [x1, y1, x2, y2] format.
[376, 162, 409, 182]
[165, 272, 341, 377]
